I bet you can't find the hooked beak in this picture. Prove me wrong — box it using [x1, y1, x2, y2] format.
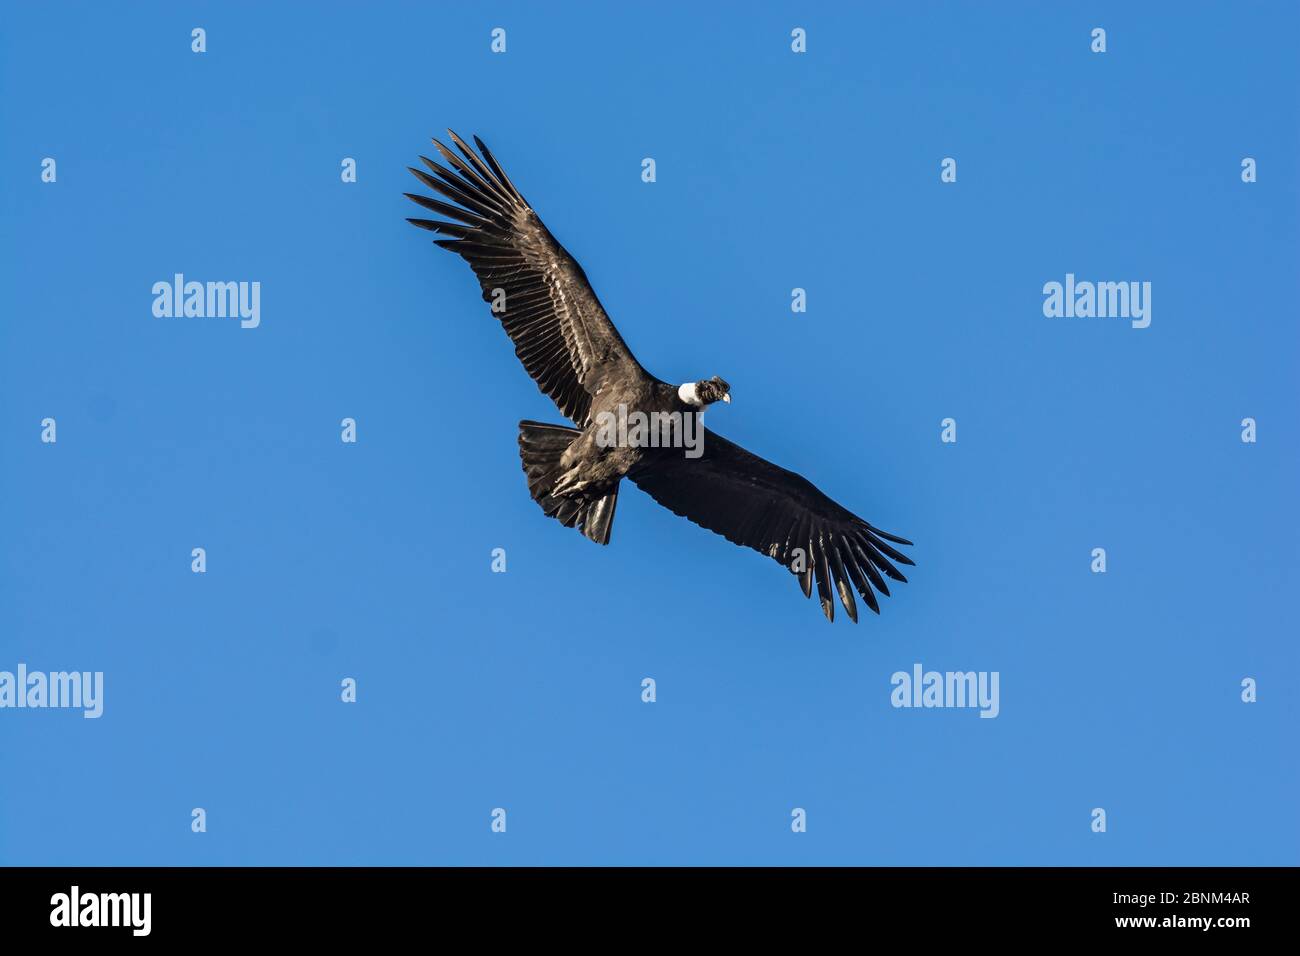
[722, 393, 731, 404]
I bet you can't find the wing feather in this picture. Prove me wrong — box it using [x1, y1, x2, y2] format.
[629, 429, 913, 623]
[406, 132, 642, 425]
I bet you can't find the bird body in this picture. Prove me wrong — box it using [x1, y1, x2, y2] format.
[407, 132, 914, 622]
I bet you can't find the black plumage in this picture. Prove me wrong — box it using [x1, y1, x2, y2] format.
[406, 132, 914, 623]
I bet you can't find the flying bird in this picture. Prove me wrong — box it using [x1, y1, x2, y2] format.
[405, 132, 914, 622]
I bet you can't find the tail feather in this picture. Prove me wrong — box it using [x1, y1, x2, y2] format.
[517, 420, 619, 545]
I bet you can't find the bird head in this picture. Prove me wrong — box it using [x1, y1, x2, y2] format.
[680, 376, 731, 408]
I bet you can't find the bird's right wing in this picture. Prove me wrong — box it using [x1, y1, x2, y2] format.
[406, 132, 643, 427]
[629, 428, 914, 623]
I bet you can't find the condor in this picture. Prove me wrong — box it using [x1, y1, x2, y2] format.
[405, 132, 914, 623]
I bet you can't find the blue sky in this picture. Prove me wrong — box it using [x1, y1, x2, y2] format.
[1, 2, 1296, 865]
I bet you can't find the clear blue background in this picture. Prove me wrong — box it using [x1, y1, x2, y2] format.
[2, 2, 1296, 865]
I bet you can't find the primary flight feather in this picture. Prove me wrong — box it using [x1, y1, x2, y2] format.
[406, 131, 914, 623]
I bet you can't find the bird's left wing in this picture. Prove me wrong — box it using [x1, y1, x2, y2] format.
[405, 132, 643, 427]
[628, 429, 914, 623]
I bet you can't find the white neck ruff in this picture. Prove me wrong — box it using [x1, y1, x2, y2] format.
[678, 382, 703, 406]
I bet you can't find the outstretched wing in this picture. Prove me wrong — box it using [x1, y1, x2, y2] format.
[406, 131, 643, 426]
[629, 429, 914, 623]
